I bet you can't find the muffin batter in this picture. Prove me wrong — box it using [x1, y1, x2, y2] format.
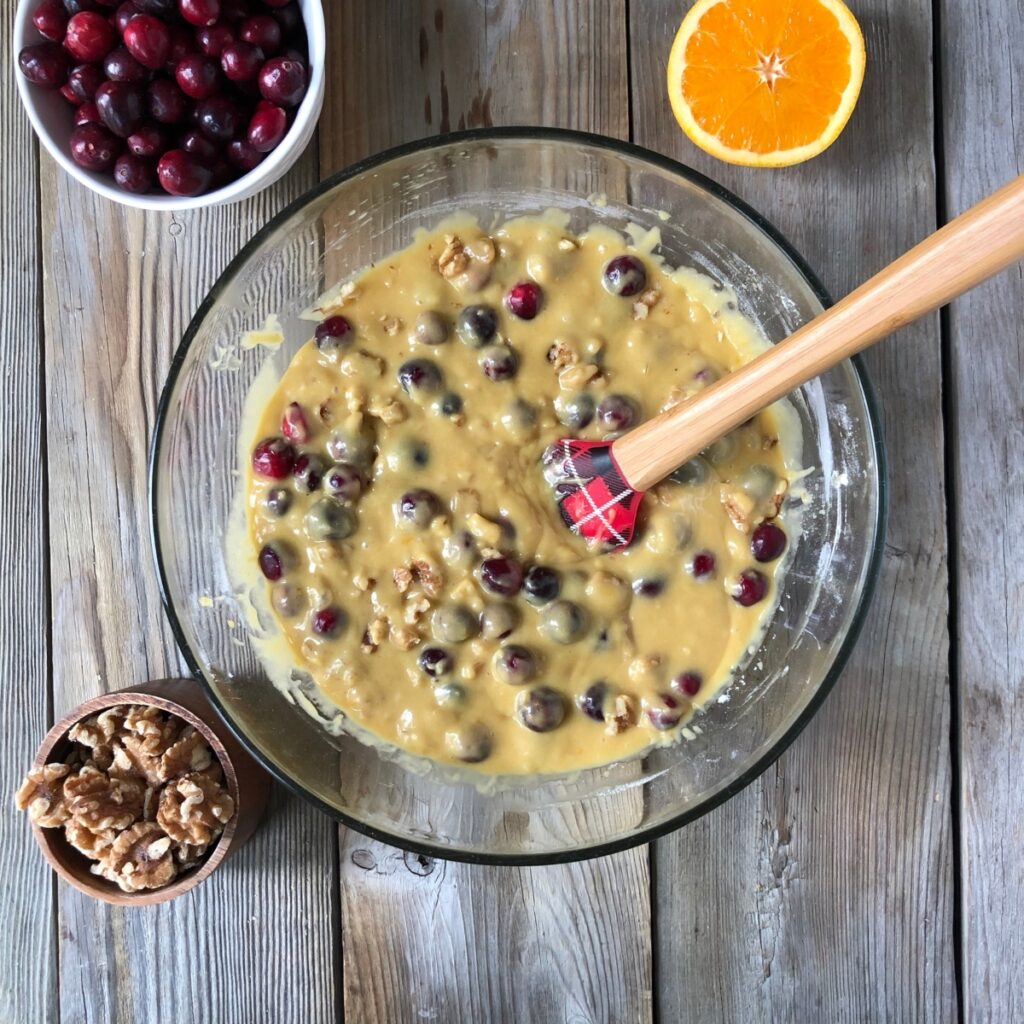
[244, 216, 795, 775]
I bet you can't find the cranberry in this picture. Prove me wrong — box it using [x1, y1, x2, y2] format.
[251, 436, 295, 479]
[632, 577, 666, 597]
[478, 344, 517, 382]
[596, 394, 638, 434]
[112, 152, 153, 191]
[522, 565, 560, 605]
[113, 0, 138, 33]
[226, 138, 262, 170]
[258, 543, 285, 580]
[517, 687, 565, 733]
[264, 487, 291, 516]
[751, 522, 787, 562]
[239, 14, 281, 52]
[324, 463, 362, 502]
[179, 0, 219, 25]
[732, 569, 768, 607]
[103, 45, 148, 82]
[312, 606, 344, 638]
[69, 122, 121, 170]
[62, 0, 99, 12]
[505, 281, 542, 319]
[175, 54, 219, 98]
[18, 43, 69, 89]
[164, 23, 194, 66]
[456, 304, 498, 346]
[195, 95, 239, 140]
[397, 358, 442, 394]
[281, 401, 309, 442]
[292, 452, 325, 493]
[147, 77, 186, 122]
[220, 40, 263, 81]
[59, 83, 79, 104]
[196, 21, 233, 56]
[672, 672, 702, 697]
[126, 122, 166, 156]
[492, 644, 538, 685]
[397, 489, 441, 529]
[419, 646, 453, 679]
[578, 682, 608, 721]
[690, 551, 716, 579]
[133, 0, 175, 12]
[123, 14, 170, 69]
[95, 80, 144, 136]
[257, 55, 305, 106]
[218, 0, 246, 17]
[64, 11, 115, 61]
[158, 148, 212, 193]
[179, 128, 219, 164]
[74, 101, 101, 125]
[209, 157, 232, 187]
[32, 1, 69, 41]
[313, 315, 353, 351]
[647, 693, 684, 730]
[478, 557, 523, 598]
[603, 255, 647, 297]
[247, 101, 286, 151]
[271, 2, 301, 34]
[67, 62, 105, 101]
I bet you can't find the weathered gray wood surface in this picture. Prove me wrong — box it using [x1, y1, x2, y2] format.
[941, 1, 1024, 1020]
[0, 10, 56, 1024]
[633, 1, 957, 1019]
[4, 0, 1020, 1020]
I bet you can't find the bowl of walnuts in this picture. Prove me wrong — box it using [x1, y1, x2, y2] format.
[15, 678, 270, 905]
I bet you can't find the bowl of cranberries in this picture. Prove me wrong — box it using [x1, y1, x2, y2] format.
[14, 0, 325, 208]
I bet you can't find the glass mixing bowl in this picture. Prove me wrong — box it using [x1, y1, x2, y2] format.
[151, 128, 885, 864]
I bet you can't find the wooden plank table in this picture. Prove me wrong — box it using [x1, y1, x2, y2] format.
[2, 1, 1019, 1020]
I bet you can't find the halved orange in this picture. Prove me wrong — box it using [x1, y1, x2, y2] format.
[667, 0, 866, 167]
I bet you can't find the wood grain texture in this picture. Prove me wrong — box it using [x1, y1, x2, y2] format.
[38, 147, 340, 1024]
[323, 3, 651, 1022]
[633, 1, 956, 1019]
[0, 17, 57, 1024]
[940, 1, 1024, 1018]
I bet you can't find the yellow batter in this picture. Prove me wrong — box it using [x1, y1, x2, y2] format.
[243, 216, 795, 775]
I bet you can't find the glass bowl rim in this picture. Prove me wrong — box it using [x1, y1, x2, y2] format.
[149, 125, 889, 865]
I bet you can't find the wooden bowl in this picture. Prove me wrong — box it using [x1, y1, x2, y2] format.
[29, 678, 271, 906]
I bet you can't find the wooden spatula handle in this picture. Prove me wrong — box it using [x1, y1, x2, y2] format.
[613, 174, 1024, 492]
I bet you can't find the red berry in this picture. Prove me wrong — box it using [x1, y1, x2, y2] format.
[247, 101, 286, 152]
[258, 543, 284, 580]
[179, 128, 219, 165]
[690, 551, 715, 579]
[74, 101, 101, 125]
[126, 123, 167, 156]
[113, 0, 139, 33]
[95, 80, 144, 137]
[312, 607, 343, 638]
[67, 63, 105, 101]
[281, 402, 309, 442]
[647, 693, 684, 730]
[65, 11, 116, 62]
[146, 77, 186, 122]
[221, 40, 263, 81]
[179, 0, 220, 26]
[164, 23, 195, 66]
[18, 43, 69, 89]
[271, 3, 301, 34]
[196, 22, 234, 56]
[69, 122, 121, 170]
[175, 54, 219, 98]
[195, 95, 239, 140]
[314, 316, 352, 348]
[156, 148, 212, 195]
[257, 55, 305, 106]
[732, 569, 768, 607]
[123, 14, 170, 69]
[113, 152, 153, 192]
[672, 672, 702, 697]
[251, 436, 295, 478]
[103, 45, 149, 82]
[239, 14, 281, 53]
[751, 522, 787, 562]
[505, 281, 542, 319]
[32, 1, 70, 41]
[60, 83, 79, 104]
[226, 138, 262, 171]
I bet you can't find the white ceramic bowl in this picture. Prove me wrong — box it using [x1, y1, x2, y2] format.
[13, 0, 325, 211]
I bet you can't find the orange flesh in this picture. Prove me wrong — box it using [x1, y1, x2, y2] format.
[680, 0, 854, 153]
